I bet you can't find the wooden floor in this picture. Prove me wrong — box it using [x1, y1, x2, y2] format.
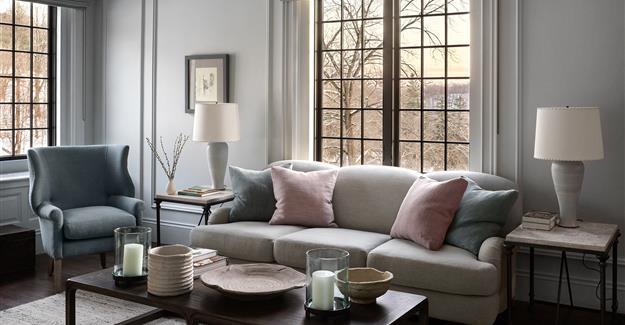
[0, 253, 623, 325]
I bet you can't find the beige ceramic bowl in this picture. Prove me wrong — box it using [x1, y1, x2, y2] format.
[336, 267, 393, 304]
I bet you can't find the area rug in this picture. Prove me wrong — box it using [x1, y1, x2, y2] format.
[0, 291, 184, 325]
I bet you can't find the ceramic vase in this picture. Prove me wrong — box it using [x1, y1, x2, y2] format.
[166, 178, 176, 195]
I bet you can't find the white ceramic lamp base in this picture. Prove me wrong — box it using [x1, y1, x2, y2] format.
[551, 161, 584, 228]
[207, 142, 228, 190]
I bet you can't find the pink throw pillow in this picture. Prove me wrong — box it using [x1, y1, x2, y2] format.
[269, 166, 339, 227]
[390, 176, 468, 250]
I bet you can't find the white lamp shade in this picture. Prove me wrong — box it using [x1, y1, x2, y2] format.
[192, 103, 240, 142]
[534, 107, 604, 161]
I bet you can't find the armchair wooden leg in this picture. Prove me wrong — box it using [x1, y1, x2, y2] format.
[48, 258, 55, 276]
[53, 259, 63, 292]
[99, 253, 106, 269]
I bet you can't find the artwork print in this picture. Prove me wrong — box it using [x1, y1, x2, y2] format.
[185, 54, 229, 113]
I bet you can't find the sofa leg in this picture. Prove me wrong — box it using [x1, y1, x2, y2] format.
[99, 253, 106, 269]
[48, 258, 54, 276]
[53, 259, 63, 292]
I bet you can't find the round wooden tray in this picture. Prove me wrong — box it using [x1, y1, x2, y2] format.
[201, 264, 305, 301]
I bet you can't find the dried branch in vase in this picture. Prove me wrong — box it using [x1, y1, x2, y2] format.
[146, 133, 190, 180]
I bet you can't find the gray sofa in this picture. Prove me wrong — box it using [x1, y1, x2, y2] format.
[190, 160, 521, 325]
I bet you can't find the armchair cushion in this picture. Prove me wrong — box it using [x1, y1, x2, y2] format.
[63, 206, 136, 240]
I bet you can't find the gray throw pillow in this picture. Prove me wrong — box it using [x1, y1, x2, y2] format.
[445, 177, 518, 255]
[228, 164, 290, 222]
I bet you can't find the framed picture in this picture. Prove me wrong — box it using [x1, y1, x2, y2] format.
[185, 54, 229, 113]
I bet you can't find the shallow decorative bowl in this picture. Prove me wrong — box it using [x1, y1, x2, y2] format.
[336, 267, 393, 304]
[201, 264, 305, 301]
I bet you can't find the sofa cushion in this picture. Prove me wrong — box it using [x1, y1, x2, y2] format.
[367, 239, 499, 296]
[274, 228, 391, 268]
[63, 206, 136, 240]
[190, 222, 305, 262]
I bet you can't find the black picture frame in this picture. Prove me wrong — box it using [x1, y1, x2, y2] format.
[185, 54, 229, 113]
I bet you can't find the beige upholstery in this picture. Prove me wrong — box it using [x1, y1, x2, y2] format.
[274, 228, 391, 268]
[368, 239, 500, 296]
[190, 222, 304, 262]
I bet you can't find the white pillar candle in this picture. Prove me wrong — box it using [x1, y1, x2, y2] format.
[311, 270, 335, 310]
[122, 243, 144, 277]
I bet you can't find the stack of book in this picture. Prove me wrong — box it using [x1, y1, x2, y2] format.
[191, 247, 228, 278]
[177, 186, 219, 197]
[522, 211, 558, 231]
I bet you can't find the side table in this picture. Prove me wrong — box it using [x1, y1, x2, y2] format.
[504, 221, 620, 325]
[153, 191, 234, 246]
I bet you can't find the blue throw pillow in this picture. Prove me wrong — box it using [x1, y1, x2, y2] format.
[445, 177, 518, 255]
[228, 164, 290, 222]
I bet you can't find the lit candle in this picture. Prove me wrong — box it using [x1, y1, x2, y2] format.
[311, 270, 335, 310]
[122, 243, 144, 277]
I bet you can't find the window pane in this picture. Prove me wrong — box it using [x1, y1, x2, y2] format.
[15, 26, 30, 51]
[400, 49, 420, 78]
[423, 15, 445, 46]
[363, 140, 382, 164]
[15, 1, 30, 25]
[322, 52, 340, 79]
[342, 80, 361, 108]
[0, 51, 12, 76]
[400, 111, 420, 140]
[323, 22, 341, 50]
[423, 143, 444, 172]
[0, 25, 12, 50]
[399, 142, 420, 171]
[448, 79, 469, 110]
[423, 79, 445, 109]
[0, 130, 12, 156]
[363, 110, 382, 139]
[423, 111, 444, 141]
[322, 138, 340, 166]
[33, 104, 47, 127]
[322, 0, 341, 21]
[33, 3, 48, 28]
[448, 111, 469, 142]
[400, 79, 421, 109]
[322, 81, 340, 108]
[33, 129, 47, 147]
[33, 28, 48, 52]
[363, 0, 383, 18]
[448, 46, 470, 77]
[0, 104, 11, 128]
[400, 0, 421, 16]
[342, 0, 362, 20]
[342, 50, 361, 79]
[322, 109, 340, 137]
[363, 19, 383, 48]
[0, 0, 12, 24]
[15, 103, 29, 128]
[423, 47, 444, 77]
[342, 139, 361, 165]
[15, 78, 30, 102]
[448, 0, 470, 13]
[14, 128, 29, 154]
[33, 53, 47, 77]
[363, 79, 382, 108]
[363, 50, 382, 78]
[423, 0, 445, 15]
[33, 78, 47, 102]
[447, 143, 469, 170]
[448, 14, 469, 45]
[0, 77, 11, 101]
[342, 21, 361, 49]
[343, 109, 361, 138]
[15, 52, 29, 77]
[400, 17, 421, 47]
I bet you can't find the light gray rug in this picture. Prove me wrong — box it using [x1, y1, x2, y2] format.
[0, 291, 185, 325]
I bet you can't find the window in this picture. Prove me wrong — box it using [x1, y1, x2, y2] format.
[315, 0, 470, 172]
[0, 0, 56, 160]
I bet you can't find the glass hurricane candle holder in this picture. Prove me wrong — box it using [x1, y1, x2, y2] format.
[113, 226, 151, 287]
[305, 248, 350, 318]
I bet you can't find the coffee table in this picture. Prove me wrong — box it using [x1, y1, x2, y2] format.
[66, 268, 428, 325]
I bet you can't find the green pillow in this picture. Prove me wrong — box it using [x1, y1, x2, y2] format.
[228, 164, 290, 222]
[445, 177, 518, 255]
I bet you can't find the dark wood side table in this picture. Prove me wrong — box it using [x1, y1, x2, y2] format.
[0, 225, 35, 276]
[504, 221, 620, 325]
[153, 191, 234, 246]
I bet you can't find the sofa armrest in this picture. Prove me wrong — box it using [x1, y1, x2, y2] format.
[37, 201, 63, 229]
[108, 195, 144, 225]
[208, 207, 231, 224]
[478, 236, 504, 267]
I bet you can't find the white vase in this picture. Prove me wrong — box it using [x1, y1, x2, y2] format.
[166, 178, 176, 195]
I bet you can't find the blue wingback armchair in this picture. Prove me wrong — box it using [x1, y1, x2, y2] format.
[27, 145, 144, 288]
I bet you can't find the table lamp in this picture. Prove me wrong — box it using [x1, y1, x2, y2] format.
[533, 107, 604, 228]
[193, 103, 240, 189]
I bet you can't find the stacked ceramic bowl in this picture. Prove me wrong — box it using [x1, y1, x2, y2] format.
[147, 244, 194, 296]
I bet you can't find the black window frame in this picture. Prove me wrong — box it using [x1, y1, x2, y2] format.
[0, 1, 57, 161]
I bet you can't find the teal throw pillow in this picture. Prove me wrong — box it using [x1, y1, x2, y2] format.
[445, 177, 518, 255]
[228, 164, 290, 222]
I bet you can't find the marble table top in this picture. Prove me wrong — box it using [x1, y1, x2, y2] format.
[505, 221, 620, 254]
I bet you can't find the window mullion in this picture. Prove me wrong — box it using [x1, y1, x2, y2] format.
[383, 0, 394, 166]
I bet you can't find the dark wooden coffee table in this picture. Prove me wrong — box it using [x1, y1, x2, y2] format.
[66, 268, 428, 325]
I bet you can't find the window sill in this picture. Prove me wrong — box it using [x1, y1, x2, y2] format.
[0, 171, 29, 183]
